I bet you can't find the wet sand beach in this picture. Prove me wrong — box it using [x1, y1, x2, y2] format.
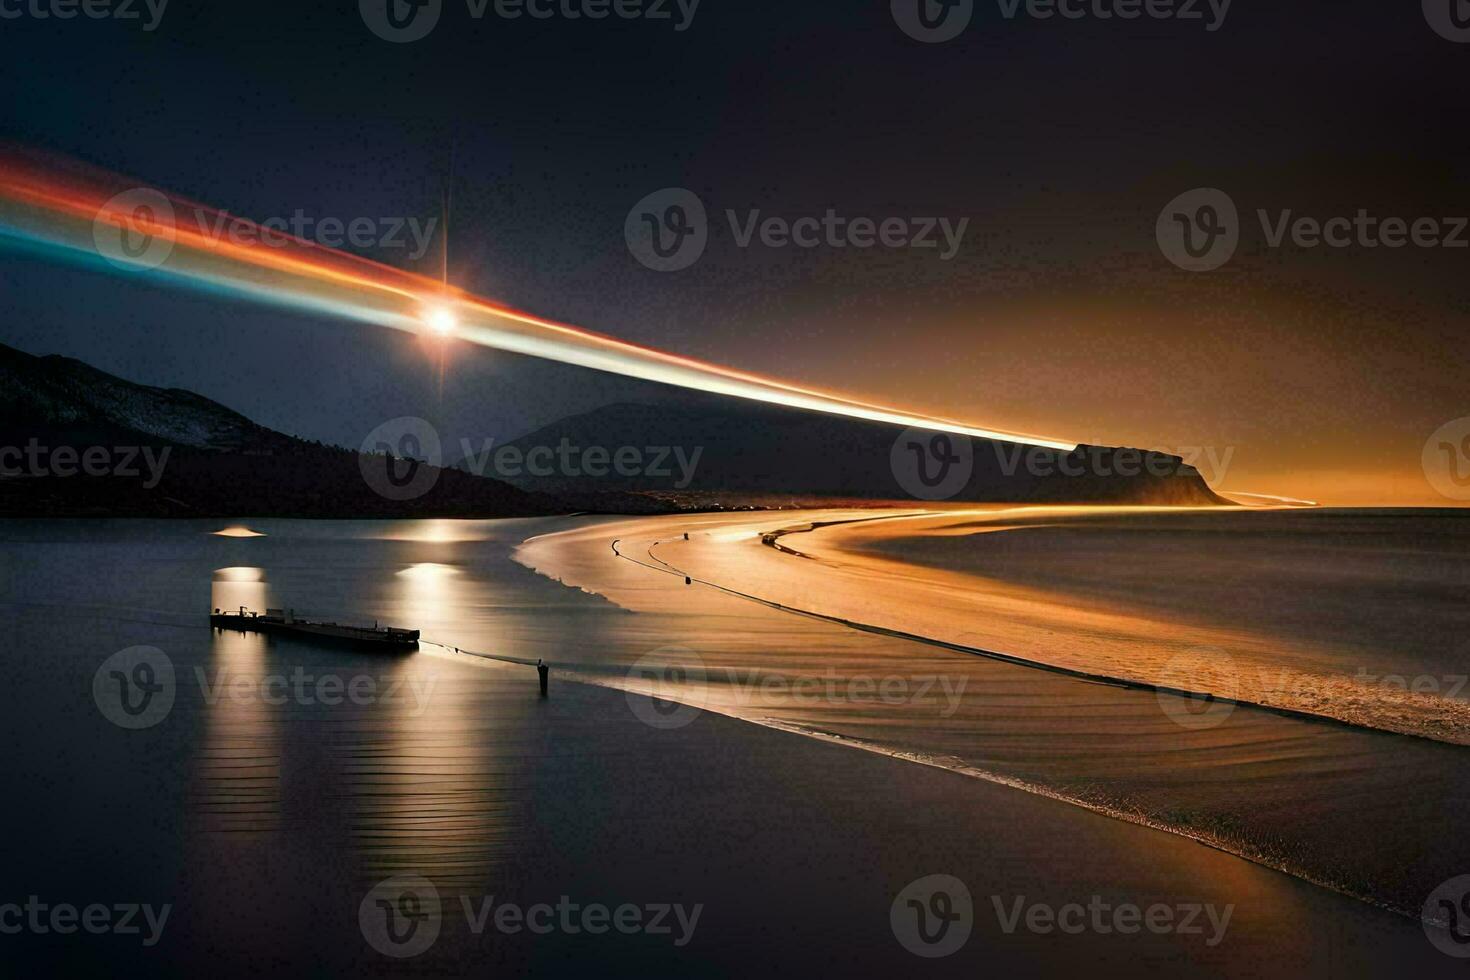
[1, 514, 1464, 975]
[518, 508, 1470, 919]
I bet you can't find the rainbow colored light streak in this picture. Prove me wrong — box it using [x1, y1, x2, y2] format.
[0, 149, 1077, 451]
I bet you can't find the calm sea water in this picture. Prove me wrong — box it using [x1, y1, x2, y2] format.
[0, 517, 659, 975]
[846, 508, 1470, 742]
[1, 512, 1467, 976]
[519, 507, 1470, 919]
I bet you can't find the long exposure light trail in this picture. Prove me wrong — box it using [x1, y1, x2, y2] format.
[1221, 490, 1319, 507]
[0, 149, 1077, 451]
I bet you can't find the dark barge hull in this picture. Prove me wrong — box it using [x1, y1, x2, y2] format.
[210, 613, 420, 651]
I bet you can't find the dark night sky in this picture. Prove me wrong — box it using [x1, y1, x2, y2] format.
[1, 0, 1467, 503]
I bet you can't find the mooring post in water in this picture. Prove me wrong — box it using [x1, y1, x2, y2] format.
[537, 658, 548, 698]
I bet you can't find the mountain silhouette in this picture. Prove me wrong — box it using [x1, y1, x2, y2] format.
[1, 343, 1224, 516]
[483, 397, 1226, 509]
[0, 342, 557, 518]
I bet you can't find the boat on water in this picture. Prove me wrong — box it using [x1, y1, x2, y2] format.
[210, 606, 420, 650]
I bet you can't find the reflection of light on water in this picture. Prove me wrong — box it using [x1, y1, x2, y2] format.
[370, 519, 491, 543]
[194, 625, 280, 834]
[365, 559, 518, 883]
[213, 566, 264, 582]
[394, 563, 464, 638]
[397, 562, 461, 580]
[198, 570, 279, 835]
[212, 566, 268, 614]
[212, 526, 265, 537]
[706, 529, 756, 544]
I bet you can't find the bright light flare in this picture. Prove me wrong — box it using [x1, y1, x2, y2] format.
[424, 304, 458, 337]
[1220, 490, 1319, 507]
[0, 148, 1080, 452]
[211, 525, 266, 538]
